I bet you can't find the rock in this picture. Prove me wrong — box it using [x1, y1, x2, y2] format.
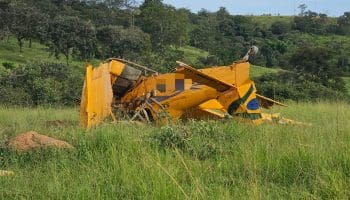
[6, 131, 73, 152]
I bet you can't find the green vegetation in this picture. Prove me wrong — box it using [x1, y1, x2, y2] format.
[179, 46, 209, 65]
[343, 77, 350, 95]
[1, 0, 349, 103]
[250, 15, 292, 27]
[0, 2, 349, 198]
[0, 38, 93, 70]
[250, 65, 280, 79]
[0, 38, 58, 68]
[0, 102, 349, 199]
[0, 62, 83, 106]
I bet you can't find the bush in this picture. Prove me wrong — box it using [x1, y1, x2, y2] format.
[0, 86, 33, 106]
[255, 72, 349, 101]
[149, 126, 189, 151]
[270, 21, 291, 35]
[0, 62, 83, 106]
[186, 120, 222, 160]
[2, 62, 15, 70]
[149, 120, 238, 160]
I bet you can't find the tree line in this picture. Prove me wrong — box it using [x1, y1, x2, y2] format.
[0, 0, 349, 105]
[1, 1, 349, 66]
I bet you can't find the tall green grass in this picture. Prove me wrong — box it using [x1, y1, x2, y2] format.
[0, 103, 349, 199]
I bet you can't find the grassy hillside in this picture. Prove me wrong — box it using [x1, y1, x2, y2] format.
[1, 37, 349, 95]
[0, 38, 97, 71]
[0, 38, 62, 66]
[0, 102, 349, 199]
[0, 38, 281, 76]
[250, 65, 280, 79]
[179, 46, 209, 65]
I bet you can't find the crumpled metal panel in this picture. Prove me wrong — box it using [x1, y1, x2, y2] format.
[80, 63, 114, 128]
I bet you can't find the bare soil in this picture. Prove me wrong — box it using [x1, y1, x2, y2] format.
[6, 131, 73, 151]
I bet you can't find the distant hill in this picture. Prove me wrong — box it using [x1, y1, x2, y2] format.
[1, 35, 349, 95]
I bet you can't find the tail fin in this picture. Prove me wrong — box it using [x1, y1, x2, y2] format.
[80, 63, 114, 128]
[80, 60, 143, 128]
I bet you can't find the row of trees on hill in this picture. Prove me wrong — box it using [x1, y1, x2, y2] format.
[0, 0, 189, 68]
[1, 1, 350, 67]
[0, 0, 349, 105]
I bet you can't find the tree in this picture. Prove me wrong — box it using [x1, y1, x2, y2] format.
[270, 21, 291, 35]
[0, 1, 10, 40]
[337, 12, 350, 35]
[48, 16, 97, 64]
[260, 45, 275, 67]
[96, 25, 151, 59]
[26, 8, 48, 47]
[190, 10, 217, 52]
[337, 56, 349, 74]
[97, 25, 123, 58]
[83, 0, 135, 8]
[289, 46, 345, 90]
[137, 0, 190, 47]
[293, 11, 329, 34]
[216, 7, 235, 37]
[74, 22, 97, 60]
[231, 15, 254, 39]
[298, 4, 307, 16]
[6, 2, 47, 52]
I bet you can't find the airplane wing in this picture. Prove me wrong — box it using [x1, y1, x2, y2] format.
[197, 99, 228, 118]
[256, 94, 287, 109]
[176, 61, 233, 92]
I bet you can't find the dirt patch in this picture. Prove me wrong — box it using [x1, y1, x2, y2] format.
[6, 131, 73, 152]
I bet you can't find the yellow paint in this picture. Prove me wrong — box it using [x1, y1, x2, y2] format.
[109, 60, 125, 76]
[80, 63, 116, 128]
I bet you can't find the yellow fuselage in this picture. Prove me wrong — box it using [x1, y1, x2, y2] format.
[80, 60, 265, 128]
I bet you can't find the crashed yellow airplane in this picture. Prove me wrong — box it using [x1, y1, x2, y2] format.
[80, 46, 297, 128]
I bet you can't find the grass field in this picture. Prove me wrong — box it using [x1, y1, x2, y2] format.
[179, 46, 209, 65]
[0, 102, 349, 199]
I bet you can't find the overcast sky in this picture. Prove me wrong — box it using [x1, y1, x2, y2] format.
[161, 0, 349, 16]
